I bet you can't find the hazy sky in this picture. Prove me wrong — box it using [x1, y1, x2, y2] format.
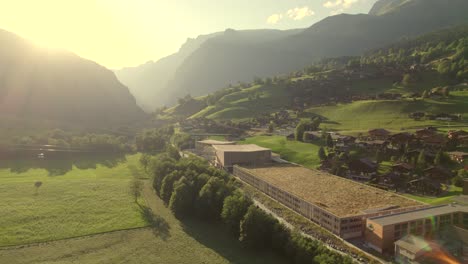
[0, 0, 377, 69]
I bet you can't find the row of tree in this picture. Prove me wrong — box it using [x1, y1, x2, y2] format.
[142, 151, 353, 264]
[12, 129, 133, 152]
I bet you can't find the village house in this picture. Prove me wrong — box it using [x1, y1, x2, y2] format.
[420, 134, 447, 149]
[448, 130, 468, 140]
[389, 132, 414, 148]
[424, 166, 452, 182]
[368, 129, 391, 140]
[332, 134, 356, 147]
[415, 127, 437, 138]
[391, 163, 414, 175]
[447, 151, 468, 164]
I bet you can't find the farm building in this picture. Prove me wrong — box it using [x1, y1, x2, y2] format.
[365, 204, 468, 254]
[233, 164, 424, 239]
[213, 144, 272, 172]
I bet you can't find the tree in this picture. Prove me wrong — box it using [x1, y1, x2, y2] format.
[221, 190, 253, 235]
[318, 147, 327, 161]
[169, 177, 193, 218]
[139, 154, 151, 173]
[434, 150, 443, 166]
[129, 177, 143, 204]
[326, 134, 334, 148]
[197, 177, 231, 219]
[166, 145, 181, 160]
[268, 122, 275, 133]
[417, 150, 426, 170]
[160, 171, 182, 204]
[34, 181, 42, 195]
[295, 122, 305, 141]
[239, 205, 277, 249]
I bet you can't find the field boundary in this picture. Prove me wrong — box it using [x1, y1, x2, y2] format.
[0, 225, 150, 250]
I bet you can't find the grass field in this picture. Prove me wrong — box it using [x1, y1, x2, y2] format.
[242, 135, 324, 168]
[403, 185, 463, 205]
[0, 154, 147, 247]
[0, 181, 285, 264]
[308, 91, 468, 132]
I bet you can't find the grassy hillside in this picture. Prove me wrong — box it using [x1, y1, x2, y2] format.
[0, 154, 147, 247]
[242, 136, 324, 168]
[308, 91, 468, 132]
[190, 84, 290, 120]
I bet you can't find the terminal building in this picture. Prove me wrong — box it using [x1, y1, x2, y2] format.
[233, 164, 425, 239]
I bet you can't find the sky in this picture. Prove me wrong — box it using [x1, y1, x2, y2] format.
[0, 0, 377, 69]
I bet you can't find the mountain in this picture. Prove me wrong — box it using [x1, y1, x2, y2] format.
[115, 32, 223, 112]
[115, 29, 302, 111]
[117, 0, 468, 110]
[0, 29, 145, 126]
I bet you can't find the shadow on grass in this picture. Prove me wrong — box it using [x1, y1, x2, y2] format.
[139, 205, 171, 240]
[0, 153, 126, 176]
[181, 219, 285, 264]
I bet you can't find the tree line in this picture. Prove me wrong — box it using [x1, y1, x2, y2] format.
[142, 150, 353, 264]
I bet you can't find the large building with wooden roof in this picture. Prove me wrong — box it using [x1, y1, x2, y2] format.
[233, 164, 425, 239]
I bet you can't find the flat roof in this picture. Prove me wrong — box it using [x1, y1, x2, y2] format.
[213, 144, 270, 152]
[197, 140, 235, 145]
[370, 204, 468, 226]
[239, 164, 422, 217]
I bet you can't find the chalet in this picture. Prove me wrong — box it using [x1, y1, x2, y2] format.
[332, 135, 356, 147]
[424, 166, 452, 181]
[356, 139, 388, 150]
[391, 163, 414, 175]
[408, 112, 425, 120]
[368, 129, 391, 140]
[389, 132, 414, 147]
[379, 172, 400, 189]
[407, 178, 442, 196]
[447, 151, 468, 164]
[303, 131, 320, 142]
[420, 134, 447, 149]
[459, 135, 468, 147]
[448, 130, 468, 140]
[348, 158, 378, 175]
[415, 127, 437, 138]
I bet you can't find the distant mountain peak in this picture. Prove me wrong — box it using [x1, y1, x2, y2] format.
[369, 0, 412, 16]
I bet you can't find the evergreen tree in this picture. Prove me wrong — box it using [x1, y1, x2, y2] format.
[326, 134, 334, 148]
[318, 147, 327, 161]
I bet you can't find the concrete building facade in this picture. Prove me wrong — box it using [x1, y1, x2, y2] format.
[213, 145, 271, 172]
[365, 204, 468, 254]
[234, 165, 425, 240]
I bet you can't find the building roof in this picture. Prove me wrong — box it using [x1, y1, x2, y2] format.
[197, 140, 235, 145]
[395, 235, 430, 254]
[237, 164, 422, 217]
[368, 128, 391, 136]
[213, 144, 270, 152]
[369, 204, 468, 226]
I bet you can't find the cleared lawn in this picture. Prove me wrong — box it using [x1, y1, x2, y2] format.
[0, 154, 147, 247]
[242, 135, 324, 168]
[0, 181, 285, 264]
[308, 91, 468, 132]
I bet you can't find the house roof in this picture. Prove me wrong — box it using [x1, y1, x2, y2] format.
[197, 140, 235, 145]
[213, 144, 270, 152]
[369, 204, 468, 226]
[447, 151, 468, 157]
[368, 129, 390, 136]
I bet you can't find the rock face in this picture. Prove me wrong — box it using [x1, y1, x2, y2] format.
[0, 29, 145, 126]
[117, 0, 468, 109]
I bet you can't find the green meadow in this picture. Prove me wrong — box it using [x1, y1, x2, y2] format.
[0, 154, 147, 247]
[242, 135, 324, 168]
